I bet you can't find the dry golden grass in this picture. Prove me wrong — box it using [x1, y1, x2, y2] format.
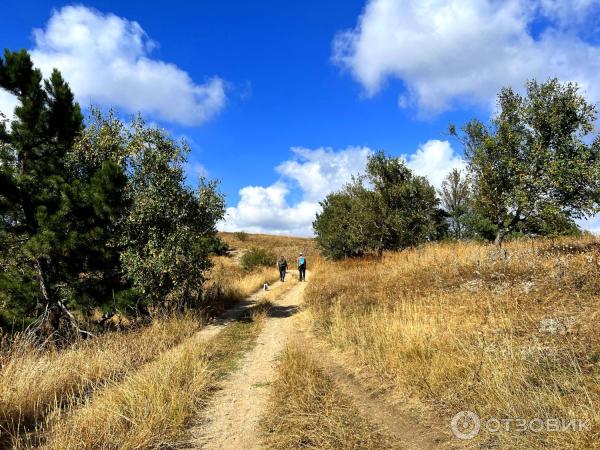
[306, 236, 599, 449]
[261, 342, 400, 449]
[39, 309, 265, 450]
[1, 232, 310, 447]
[0, 314, 201, 442]
[204, 232, 319, 311]
[219, 231, 318, 261]
[203, 256, 279, 311]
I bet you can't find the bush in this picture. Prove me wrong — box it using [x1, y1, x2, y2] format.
[207, 236, 230, 256]
[234, 231, 249, 241]
[240, 248, 276, 272]
[314, 152, 439, 259]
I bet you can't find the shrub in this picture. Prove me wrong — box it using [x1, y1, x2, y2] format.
[207, 236, 230, 256]
[234, 231, 249, 242]
[240, 248, 276, 272]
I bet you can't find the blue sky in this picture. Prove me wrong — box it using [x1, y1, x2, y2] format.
[2, 0, 600, 235]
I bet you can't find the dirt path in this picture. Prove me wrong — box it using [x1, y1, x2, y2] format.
[187, 278, 307, 450]
[186, 274, 447, 450]
[193, 279, 281, 344]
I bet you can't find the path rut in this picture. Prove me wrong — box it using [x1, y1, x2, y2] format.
[187, 279, 306, 450]
[186, 274, 448, 450]
[295, 325, 452, 450]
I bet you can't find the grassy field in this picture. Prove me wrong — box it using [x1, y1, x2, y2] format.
[0, 233, 305, 448]
[2, 232, 596, 449]
[261, 342, 400, 449]
[219, 231, 319, 267]
[0, 314, 202, 442]
[40, 307, 269, 450]
[305, 236, 599, 449]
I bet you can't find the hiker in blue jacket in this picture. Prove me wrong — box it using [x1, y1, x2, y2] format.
[297, 253, 307, 282]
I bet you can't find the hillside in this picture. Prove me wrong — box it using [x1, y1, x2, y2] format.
[1, 233, 598, 449]
[272, 235, 599, 449]
[0, 233, 312, 448]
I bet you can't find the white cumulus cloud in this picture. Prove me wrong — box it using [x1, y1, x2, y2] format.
[221, 142, 465, 236]
[333, 0, 600, 115]
[221, 182, 321, 236]
[29, 6, 226, 126]
[403, 140, 465, 188]
[0, 90, 18, 121]
[221, 146, 372, 236]
[276, 146, 372, 201]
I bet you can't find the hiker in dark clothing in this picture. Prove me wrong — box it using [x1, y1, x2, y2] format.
[277, 256, 288, 282]
[297, 253, 307, 282]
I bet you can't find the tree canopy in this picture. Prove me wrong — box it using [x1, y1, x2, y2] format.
[452, 79, 600, 244]
[0, 50, 225, 333]
[316, 79, 600, 257]
[313, 152, 442, 259]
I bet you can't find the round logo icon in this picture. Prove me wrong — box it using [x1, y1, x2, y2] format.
[451, 411, 481, 440]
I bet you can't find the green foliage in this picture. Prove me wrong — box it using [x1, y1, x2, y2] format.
[0, 49, 99, 327]
[207, 236, 230, 256]
[77, 113, 226, 310]
[312, 188, 376, 259]
[240, 247, 276, 272]
[453, 79, 600, 244]
[431, 208, 450, 241]
[234, 231, 249, 241]
[0, 50, 225, 330]
[516, 210, 582, 238]
[314, 152, 440, 259]
[461, 210, 498, 242]
[366, 152, 440, 249]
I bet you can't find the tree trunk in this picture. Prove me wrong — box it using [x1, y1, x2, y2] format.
[35, 258, 59, 330]
[495, 209, 522, 246]
[34, 258, 93, 338]
[35, 259, 52, 303]
[494, 229, 506, 246]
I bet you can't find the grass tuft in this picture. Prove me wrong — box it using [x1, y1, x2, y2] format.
[261, 343, 400, 449]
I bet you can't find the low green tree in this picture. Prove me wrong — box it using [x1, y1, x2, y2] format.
[240, 247, 276, 271]
[234, 231, 249, 241]
[366, 152, 439, 250]
[452, 79, 600, 245]
[314, 152, 440, 259]
[313, 184, 381, 259]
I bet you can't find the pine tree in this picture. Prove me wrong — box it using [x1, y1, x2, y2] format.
[0, 50, 129, 333]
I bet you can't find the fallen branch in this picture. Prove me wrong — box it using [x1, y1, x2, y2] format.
[24, 300, 95, 345]
[56, 300, 95, 339]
